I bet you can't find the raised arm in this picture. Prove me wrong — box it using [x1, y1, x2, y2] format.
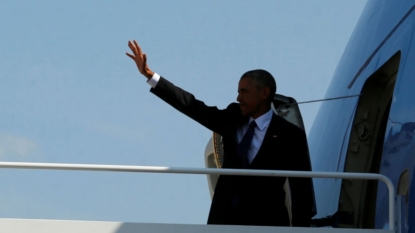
[126, 40, 154, 80]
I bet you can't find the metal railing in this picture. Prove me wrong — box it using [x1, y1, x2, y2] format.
[0, 162, 396, 231]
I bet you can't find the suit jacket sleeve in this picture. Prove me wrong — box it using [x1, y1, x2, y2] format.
[287, 126, 315, 227]
[150, 77, 241, 136]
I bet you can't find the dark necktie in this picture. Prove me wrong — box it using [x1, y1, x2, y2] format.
[237, 120, 257, 167]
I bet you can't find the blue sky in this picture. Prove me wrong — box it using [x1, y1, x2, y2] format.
[0, 0, 366, 224]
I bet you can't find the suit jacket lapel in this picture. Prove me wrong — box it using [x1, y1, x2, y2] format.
[221, 115, 249, 168]
[249, 113, 281, 168]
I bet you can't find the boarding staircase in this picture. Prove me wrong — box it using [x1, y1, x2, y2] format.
[0, 162, 398, 233]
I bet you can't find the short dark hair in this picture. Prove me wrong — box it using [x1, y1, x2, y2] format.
[240, 69, 276, 102]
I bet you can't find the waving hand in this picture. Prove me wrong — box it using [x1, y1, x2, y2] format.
[126, 40, 154, 79]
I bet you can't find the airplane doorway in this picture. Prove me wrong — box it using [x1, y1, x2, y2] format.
[338, 52, 401, 228]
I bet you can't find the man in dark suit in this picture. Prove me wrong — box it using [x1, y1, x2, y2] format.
[126, 40, 315, 227]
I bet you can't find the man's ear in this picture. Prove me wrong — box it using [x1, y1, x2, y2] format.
[262, 87, 271, 100]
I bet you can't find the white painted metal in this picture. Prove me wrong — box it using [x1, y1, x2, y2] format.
[0, 218, 395, 233]
[0, 162, 396, 231]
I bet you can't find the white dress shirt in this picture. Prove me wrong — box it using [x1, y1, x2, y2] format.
[236, 109, 273, 163]
[147, 73, 273, 164]
[147, 73, 161, 88]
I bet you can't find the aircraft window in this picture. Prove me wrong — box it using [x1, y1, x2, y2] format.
[397, 170, 409, 201]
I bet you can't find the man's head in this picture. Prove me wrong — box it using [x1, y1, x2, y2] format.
[236, 69, 276, 119]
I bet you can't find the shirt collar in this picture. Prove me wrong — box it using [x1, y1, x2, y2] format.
[249, 109, 273, 131]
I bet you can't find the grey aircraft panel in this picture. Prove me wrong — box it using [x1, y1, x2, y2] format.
[0, 218, 393, 233]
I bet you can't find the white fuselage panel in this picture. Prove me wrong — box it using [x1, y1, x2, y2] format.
[0, 218, 393, 233]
